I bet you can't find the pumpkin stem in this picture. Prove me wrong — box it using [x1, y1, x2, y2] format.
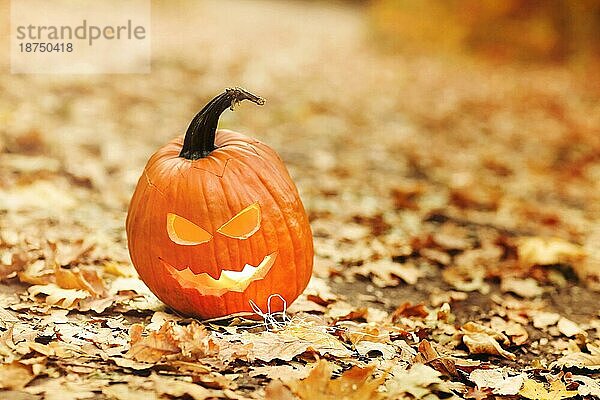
[179, 88, 265, 160]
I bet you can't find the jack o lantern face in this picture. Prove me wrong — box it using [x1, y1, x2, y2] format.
[160, 202, 278, 297]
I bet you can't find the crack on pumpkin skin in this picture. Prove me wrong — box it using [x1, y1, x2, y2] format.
[143, 170, 165, 196]
[190, 157, 232, 178]
[189, 143, 261, 178]
[246, 143, 262, 157]
[158, 251, 278, 297]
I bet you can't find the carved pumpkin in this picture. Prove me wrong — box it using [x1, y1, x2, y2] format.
[126, 88, 314, 319]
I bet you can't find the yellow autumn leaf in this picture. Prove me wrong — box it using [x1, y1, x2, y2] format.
[126, 323, 180, 363]
[28, 284, 89, 308]
[0, 361, 34, 390]
[283, 360, 385, 400]
[516, 237, 585, 268]
[54, 264, 107, 297]
[239, 321, 352, 362]
[519, 379, 577, 400]
[460, 322, 516, 360]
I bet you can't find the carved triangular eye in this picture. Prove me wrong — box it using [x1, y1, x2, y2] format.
[217, 202, 261, 239]
[167, 213, 212, 245]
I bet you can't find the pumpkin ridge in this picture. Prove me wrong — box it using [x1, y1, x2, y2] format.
[243, 164, 286, 301]
[245, 143, 262, 157]
[207, 167, 237, 277]
[244, 160, 301, 299]
[195, 166, 220, 279]
[227, 159, 279, 302]
[256, 153, 312, 294]
[226, 160, 272, 303]
[171, 171, 192, 276]
[265, 176, 302, 299]
[221, 162, 268, 274]
[144, 179, 161, 297]
[214, 166, 237, 273]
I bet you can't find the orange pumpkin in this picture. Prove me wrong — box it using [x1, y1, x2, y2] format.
[126, 88, 314, 319]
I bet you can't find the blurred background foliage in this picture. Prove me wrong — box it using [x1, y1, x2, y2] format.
[368, 0, 600, 64]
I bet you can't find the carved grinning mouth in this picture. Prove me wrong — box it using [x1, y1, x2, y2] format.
[159, 252, 278, 297]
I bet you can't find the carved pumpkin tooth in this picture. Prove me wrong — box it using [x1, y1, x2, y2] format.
[159, 252, 278, 298]
[221, 265, 257, 281]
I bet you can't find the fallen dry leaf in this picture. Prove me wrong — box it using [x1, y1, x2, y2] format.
[385, 363, 448, 399]
[462, 333, 516, 360]
[151, 374, 217, 400]
[18, 260, 53, 286]
[531, 312, 561, 329]
[356, 259, 424, 287]
[489, 317, 528, 345]
[303, 277, 338, 304]
[239, 331, 316, 363]
[0, 361, 34, 390]
[465, 386, 493, 400]
[412, 339, 459, 378]
[570, 374, 600, 397]
[557, 318, 587, 338]
[461, 322, 510, 344]
[519, 378, 578, 400]
[391, 302, 429, 321]
[251, 364, 313, 381]
[500, 277, 543, 298]
[171, 322, 219, 359]
[53, 264, 107, 297]
[240, 322, 352, 362]
[283, 360, 385, 400]
[0, 262, 24, 282]
[265, 380, 298, 400]
[23, 376, 98, 400]
[429, 289, 468, 307]
[469, 368, 525, 395]
[460, 322, 515, 360]
[339, 323, 391, 345]
[516, 237, 585, 268]
[126, 323, 180, 363]
[28, 284, 89, 308]
[27, 341, 74, 358]
[52, 240, 95, 267]
[551, 350, 600, 370]
[111, 357, 154, 371]
[0, 325, 16, 359]
[442, 265, 490, 293]
[102, 384, 156, 400]
[327, 301, 368, 321]
[355, 341, 396, 359]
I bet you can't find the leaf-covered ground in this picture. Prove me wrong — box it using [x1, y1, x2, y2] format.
[1, 1, 600, 399]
